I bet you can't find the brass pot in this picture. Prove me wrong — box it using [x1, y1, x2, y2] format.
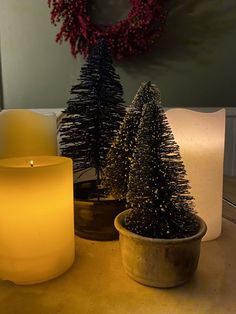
[74, 180, 126, 241]
[74, 198, 126, 241]
[114, 210, 207, 288]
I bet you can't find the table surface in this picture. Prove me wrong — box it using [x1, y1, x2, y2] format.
[0, 217, 236, 314]
[224, 176, 236, 205]
[223, 176, 236, 224]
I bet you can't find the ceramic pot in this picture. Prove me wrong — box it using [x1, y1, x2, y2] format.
[114, 210, 207, 288]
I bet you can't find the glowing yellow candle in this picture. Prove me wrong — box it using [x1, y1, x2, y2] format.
[0, 156, 75, 284]
[0, 109, 57, 158]
[167, 109, 225, 241]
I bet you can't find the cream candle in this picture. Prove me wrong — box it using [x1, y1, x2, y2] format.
[0, 109, 57, 158]
[166, 109, 225, 241]
[0, 156, 75, 284]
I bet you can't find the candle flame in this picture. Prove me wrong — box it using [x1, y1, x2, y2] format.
[30, 160, 34, 167]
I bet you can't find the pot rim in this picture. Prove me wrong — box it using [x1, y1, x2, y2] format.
[114, 209, 207, 244]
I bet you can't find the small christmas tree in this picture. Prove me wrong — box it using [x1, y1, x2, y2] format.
[124, 84, 199, 239]
[103, 82, 161, 199]
[59, 39, 125, 185]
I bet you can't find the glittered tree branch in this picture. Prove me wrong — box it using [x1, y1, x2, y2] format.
[124, 83, 199, 239]
[103, 82, 161, 199]
[59, 39, 125, 185]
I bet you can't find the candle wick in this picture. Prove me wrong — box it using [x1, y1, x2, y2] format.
[30, 161, 34, 167]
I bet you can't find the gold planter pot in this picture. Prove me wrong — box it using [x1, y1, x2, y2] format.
[74, 199, 126, 241]
[115, 210, 207, 288]
[73, 181, 126, 241]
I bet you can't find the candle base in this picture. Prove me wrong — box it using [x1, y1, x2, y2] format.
[6, 264, 73, 285]
[0, 245, 75, 285]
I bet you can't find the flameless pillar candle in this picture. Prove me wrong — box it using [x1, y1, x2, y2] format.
[0, 109, 57, 158]
[166, 109, 225, 241]
[0, 156, 75, 284]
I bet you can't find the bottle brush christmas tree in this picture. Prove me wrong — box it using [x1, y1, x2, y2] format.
[59, 39, 125, 191]
[124, 83, 199, 239]
[103, 82, 161, 199]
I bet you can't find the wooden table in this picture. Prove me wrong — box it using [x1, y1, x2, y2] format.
[0, 221, 236, 313]
[223, 176, 236, 223]
[0, 177, 235, 314]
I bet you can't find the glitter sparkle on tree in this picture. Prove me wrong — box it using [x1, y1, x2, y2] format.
[124, 83, 199, 238]
[103, 82, 161, 199]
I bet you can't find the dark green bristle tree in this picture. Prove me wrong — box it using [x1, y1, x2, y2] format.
[124, 83, 199, 239]
[103, 82, 161, 199]
[59, 39, 125, 186]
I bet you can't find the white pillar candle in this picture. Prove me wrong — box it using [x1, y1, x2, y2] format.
[0, 156, 75, 284]
[0, 109, 57, 158]
[166, 109, 225, 241]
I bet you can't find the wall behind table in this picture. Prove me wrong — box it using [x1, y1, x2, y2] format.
[1, 0, 236, 108]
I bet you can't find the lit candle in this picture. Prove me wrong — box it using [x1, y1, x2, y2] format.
[166, 109, 225, 241]
[0, 109, 57, 158]
[0, 156, 75, 284]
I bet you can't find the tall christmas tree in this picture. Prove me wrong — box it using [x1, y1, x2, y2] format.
[59, 39, 125, 185]
[103, 82, 161, 199]
[124, 84, 199, 239]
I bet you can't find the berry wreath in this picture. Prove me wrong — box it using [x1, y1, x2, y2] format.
[48, 0, 169, 60]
